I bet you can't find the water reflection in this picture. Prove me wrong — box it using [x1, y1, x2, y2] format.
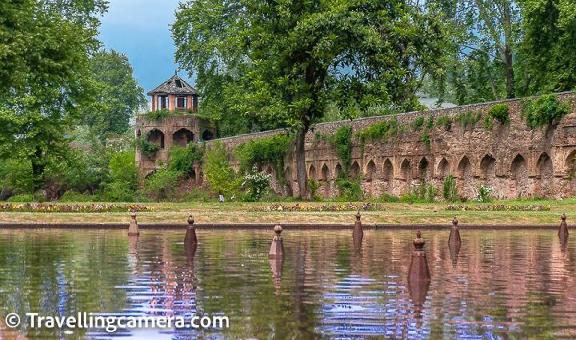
[0, 229, 575, 338]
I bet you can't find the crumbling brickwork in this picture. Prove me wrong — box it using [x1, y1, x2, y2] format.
[137, 92, 576, 199]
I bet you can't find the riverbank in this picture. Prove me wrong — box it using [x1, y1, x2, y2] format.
[0, 199, 573, 226]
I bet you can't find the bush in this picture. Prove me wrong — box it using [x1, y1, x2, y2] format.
[241, 166, 272, 202]
[411, 116, 426, 131]
[168, 144, 204, 175]
[143, 168, 182, 201]
[203, 142, 240, 198]
[103, 151, 139, 202]
[522, 94, 570, 129]
[335, 178, 363, 201]
[307, 179, 320, 200]
[476, 185, 493, 203]
[355, 120, 399, 143]
[0, 158, 34, 196]
[376, 193, 400, 202]
[136, 136, 160, 158]
[435, 115, 453, 131]
[401, 182, 437, 203]
[144, 109, 170, 121]
[7, 194, 35, 202]
[443, 175, 459, 202]
[456, 111, 481, 129]
[420, 132, 431, 149]
[488, 104, 510, 125]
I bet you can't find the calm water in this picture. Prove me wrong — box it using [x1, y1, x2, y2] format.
[0, 229, 575, 339]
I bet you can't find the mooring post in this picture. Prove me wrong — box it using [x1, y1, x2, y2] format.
[128, 210, 139, 236]
[559, 213, 569, 243]
[408, 231, 431, 283]
[185, 215, 197, 246]
[269, 225, 284, 259]
[449, 216, 462, 246]
[353, 211, 363, 244]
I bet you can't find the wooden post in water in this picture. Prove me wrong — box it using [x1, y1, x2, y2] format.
[448, 216, 461, 245]
[353, 211, 363, 249]
[559, 213, 569, 245]
[185, 215, 197, 246]
[128, 211, 139, 236]
[269, 225, 284, 259]
[408, 230, 431, 326]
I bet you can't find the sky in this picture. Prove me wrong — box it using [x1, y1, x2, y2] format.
[98, 0, 192, 95]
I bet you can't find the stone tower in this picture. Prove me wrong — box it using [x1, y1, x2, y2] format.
[135, 74, 215, 178]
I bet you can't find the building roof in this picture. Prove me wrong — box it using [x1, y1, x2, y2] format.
[147, 74, 197, 96]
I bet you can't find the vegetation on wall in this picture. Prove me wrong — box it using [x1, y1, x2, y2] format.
[485, 104, 510, 129]
[329, 126, 354, 175]
[335, 179, 363, 202]
[144, 109, 171, 121]
[435, 115, 453, 131]
[443, 175, 459, 202]
[168, 144, 205, 175]
[235, 134, 292, 179]
[456, 111, 482, 129]
[355, 120, 399, 144]
[136, 136, 160, 159]
[411, 116, 426, 131]
[522, 94, 570, 129]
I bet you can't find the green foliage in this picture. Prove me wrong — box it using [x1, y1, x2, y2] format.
[241, 166, 272, 202]
[103, 151, 139, 202]
[484, 115, 494, 130]
[522, 95, 570, 129]
[443, 175, 459, 202]
[456, 111, 482, 129]
[143, 169, 182, 201]
[0, 0, 107, 191]
[7, 194, 36, 203]
[411, 116, 426, 131]
[375, 193, 400, 203]
[307, 179, 320, 201]
[335, 179, 363, 202]
[168, 144, 204, 175]
[235, 134, 292, 181]
[59, 191, 98, 202]
[488, 104, 510, 125]
[136, 136, 161, 158]
[83, 49, 146, 140]
[203, 142, 240, 197]
[330, 126, 353, 174]
[356, 120, 399, 143]
[0, 159, 34, 195]
[420, 132, 431, 149]
[476, 185, 493, 203]
[435, 116, 453, 131]
[400, 182, 437, 203]
[426, 116, 434, 129]
[144, 109, 171, 121]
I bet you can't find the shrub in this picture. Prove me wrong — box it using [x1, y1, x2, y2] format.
[144, 109, 170, 121]
[522, 94, 570, 129]
[443, 175, 459, 202]
[307, 179, 320, 200]
[435, 115, 453, 131]
[355, 120, 398, 143]
[168, 144, 204, 175]
[488, 104, 510, 125]
[456, 111, 481, 129]
[7, 194, 35, 202]
[241, 166, 272, 202]
[476, 185, 493, 203]
[143, 168, 182, 201]
[203, 142, 240, 198]
[103, 151, 139, 202]
[426, 116, 434, 129]
[335, 178, 363, 201]
[376, 193, 400, 202]
[411, 116, 426, 131]
[0, 158, 34, 195]
[136, 136, 160, 158]
[401, 182, 437, 203]
[420, 132, 431, 149]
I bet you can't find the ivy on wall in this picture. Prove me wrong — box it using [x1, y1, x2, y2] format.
[329, 126, 353, 175]
[235, 134, 293, 180]
[522, 94, 570, 129]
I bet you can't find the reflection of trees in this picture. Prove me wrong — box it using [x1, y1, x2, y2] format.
[0, 230, 129, 338]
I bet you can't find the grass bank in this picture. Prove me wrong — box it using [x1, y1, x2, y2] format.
[0, 198, 574, 225]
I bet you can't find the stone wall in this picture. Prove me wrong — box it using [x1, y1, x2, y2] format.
[139, 92, 576, 199]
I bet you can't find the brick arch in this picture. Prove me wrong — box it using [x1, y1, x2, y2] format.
[365, 160, 377, 181]
[321, 163, 330, 181]
[457, 156, 474, 198]
[147, 128, 165, 149]
[335, 163, 343, 179]
[480, 154, 496, 184]
[418, 157, 431, 181]
[436, 157, 450, 179]
[400, 158, 411, 181]
[173, 128, 194, 146]
[308, 164, 316, 180]
[566, 150, 576, 195]
[350, 161, 360, 179]
[536, 152, 553, 197]
[511, 154, 529, 198]
[383, 158, 394, 193]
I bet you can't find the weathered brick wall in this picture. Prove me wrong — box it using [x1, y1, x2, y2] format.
[138, 92, 576, 199]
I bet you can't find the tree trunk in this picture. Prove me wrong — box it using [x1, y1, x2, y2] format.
[504, 44, 515, 98]
[295, 128, 308, 199]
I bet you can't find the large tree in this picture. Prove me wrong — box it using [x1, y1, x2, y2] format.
[0, 0, 107, 191]
[173, 0, 447, 198]
[83, 49, 147, 140]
